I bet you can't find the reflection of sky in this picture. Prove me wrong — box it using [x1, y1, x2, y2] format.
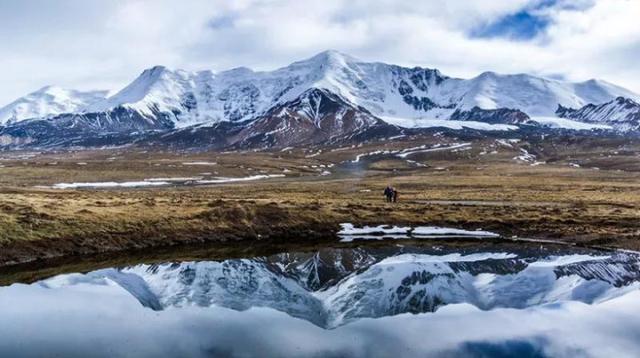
[0, 281, 639, 357]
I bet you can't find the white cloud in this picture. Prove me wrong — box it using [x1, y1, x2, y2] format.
[0, 0, 638, 104]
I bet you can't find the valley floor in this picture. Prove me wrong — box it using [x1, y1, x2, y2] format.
[1, 134, 640, 267]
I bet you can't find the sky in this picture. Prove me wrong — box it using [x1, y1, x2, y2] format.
[0, 0, 639, 104]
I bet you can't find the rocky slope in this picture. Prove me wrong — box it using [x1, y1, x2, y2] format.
[557, 97, 640, 131]
[231, 88, 402, 148]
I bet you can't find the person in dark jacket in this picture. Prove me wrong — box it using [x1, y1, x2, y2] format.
[384, 185, 394, 202]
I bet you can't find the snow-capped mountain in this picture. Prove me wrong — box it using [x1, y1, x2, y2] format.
[451, 73, 636, 117]
[0, 86, 108, 125]
[41, 247, 640, 329]
[557, 97, 640, 131]
[1, 50, 639, 149]
[80, 50, 640, 127]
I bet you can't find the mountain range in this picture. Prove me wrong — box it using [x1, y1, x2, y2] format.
[1, 50, 639, 149]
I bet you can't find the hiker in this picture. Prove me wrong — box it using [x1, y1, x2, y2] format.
[393, 188, 398, 203]
[384, 185, 394, 202]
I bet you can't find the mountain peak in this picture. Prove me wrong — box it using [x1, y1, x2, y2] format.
[0, 86, 108, 125]
[85, 65, 193, 115]
[138, 65, 175, 81]
[312, 49, 356, 62]
[290, 50, 359, 71]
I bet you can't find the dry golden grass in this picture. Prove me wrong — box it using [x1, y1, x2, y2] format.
[1, 140, 640, 266]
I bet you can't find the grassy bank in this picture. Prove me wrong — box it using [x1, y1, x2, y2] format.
[1, 139, 640, 267]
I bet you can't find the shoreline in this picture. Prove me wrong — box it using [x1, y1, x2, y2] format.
[0, 207, 636, 274]
[0, 233, 622, 287]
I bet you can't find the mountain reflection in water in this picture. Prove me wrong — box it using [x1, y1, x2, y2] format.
[1, 244, 639, 357]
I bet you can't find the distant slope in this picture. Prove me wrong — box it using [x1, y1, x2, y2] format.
[0, 86, 108, 125]
[557, 97, 640, 131]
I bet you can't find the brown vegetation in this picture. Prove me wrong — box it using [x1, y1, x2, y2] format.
[1, 136, 640, 268]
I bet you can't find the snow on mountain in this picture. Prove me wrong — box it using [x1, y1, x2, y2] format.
[41, 247, 640, 329]
[81, 50, 640, 129]
[453, 73, 638, 117]
[232, 88, 399, 148]
[527, 116, 613, 130]
[2, 50, 639, 149]
[556, 97, 640, 131]
[0, 86, 108, 125]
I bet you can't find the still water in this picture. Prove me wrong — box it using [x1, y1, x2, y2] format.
[1, 243, 640, 357]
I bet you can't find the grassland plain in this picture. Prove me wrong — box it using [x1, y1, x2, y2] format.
[1, 135, 640, 268]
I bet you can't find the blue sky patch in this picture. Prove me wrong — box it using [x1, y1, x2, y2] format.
[470, 0, 566, 41]
[471, 10, 550, 41]
[209, 15, 236, 30]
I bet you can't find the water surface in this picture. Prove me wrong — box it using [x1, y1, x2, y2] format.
[1, 243, 639, 357]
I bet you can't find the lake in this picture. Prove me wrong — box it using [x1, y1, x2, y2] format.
[1, 242, 639, 357]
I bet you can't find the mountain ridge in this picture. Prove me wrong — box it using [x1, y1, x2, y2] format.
[6, 50, 637, 126]
[557, 96, 640, 131]
[1, 50, 639, 149]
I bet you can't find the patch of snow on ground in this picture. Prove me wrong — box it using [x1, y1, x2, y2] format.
[195, 174, 285, 184]
[396, 143, 471, 158]
[339, 223, 500, 242]
[305, 151, 322, 158]
[182, 162, 217, 166]
[352, 150, 386, 163]
[144, 177, 202, 182]
[406, 160, 427, 167]
[338, 224, 411, 235]
[495, 139, 514, 148]
[51, 175, 285, 189]
[53, 181, 171, 189]
[513, 148, 536, 163]
[351, 143, 471, 162]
